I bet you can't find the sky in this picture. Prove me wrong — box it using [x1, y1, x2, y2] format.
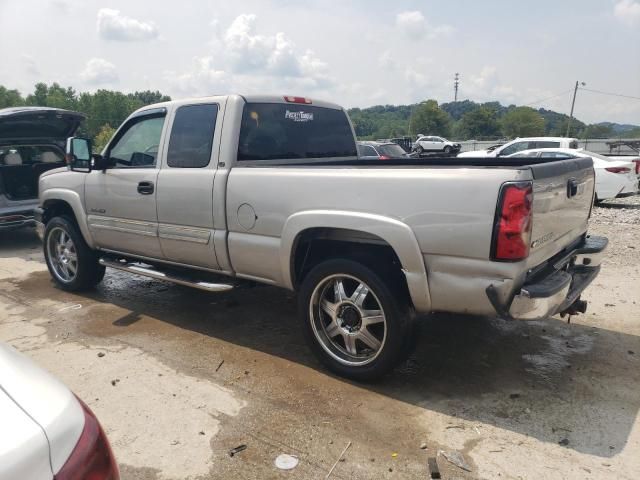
[0, 0, 639, 124]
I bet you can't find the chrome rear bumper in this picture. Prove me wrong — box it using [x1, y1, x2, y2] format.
[488, 235, 608, 321]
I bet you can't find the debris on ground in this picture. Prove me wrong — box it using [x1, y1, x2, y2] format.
[58, 303, 82, 312]
[110, 379, 119, 386]
[428, 457, 441, 479]
[558, 438, 570, 446]
[420, 442, 428, 450]
[629, 350, 635, 355]
[97, 352, 105, 357]
[440, 450, 472, 472]
[509, 393, 521, 399]
[325, 441, 351, 478]
[199, 431, 205, 435]
[215, 359, 224, 372]
[229, 444, 247, 457]
[275, 453, 299, 470]
[391, 452, 398, 457]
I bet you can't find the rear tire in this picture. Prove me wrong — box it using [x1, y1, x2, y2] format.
[298, 259, 413, 381]
[44, 216, 105, 292]
[415, 145, 424, 154]
[444, 146, 452, 154]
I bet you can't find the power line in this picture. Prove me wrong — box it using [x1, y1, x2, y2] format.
[579, 87, 640, 101]
[523, 89, 573, 107]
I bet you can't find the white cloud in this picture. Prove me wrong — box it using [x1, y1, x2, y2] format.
[395, 10, 454, 39]
[614, 0, 640, 26]
[80, 58, 118, 85]
[164, 57, 229, 96]
[21, 55, 39, 76]
[97, 8, 159, 41]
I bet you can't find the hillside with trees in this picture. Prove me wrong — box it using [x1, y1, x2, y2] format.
[1, 83, 638, 144]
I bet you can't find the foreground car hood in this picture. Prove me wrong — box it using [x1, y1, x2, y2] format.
[457, 149, 489, 158]
[0, 344, 84, 474]
[0, 107, 84, 144]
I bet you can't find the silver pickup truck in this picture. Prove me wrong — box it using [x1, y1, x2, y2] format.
[36, 95, 607, 380]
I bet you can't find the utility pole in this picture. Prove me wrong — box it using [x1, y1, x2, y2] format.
[454, 73, 460, 102]
[566, 81, 585, 137]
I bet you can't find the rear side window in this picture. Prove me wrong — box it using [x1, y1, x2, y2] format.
[358, 145, 377, 157]
[167, 104, 218, 168]
[238, 103, 357, 161]
[535, 141, 560, 149]
[500, 141, 529, 156]
[378, 144, 406, 157]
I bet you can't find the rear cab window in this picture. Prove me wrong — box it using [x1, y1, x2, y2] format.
[237, 103, 357, 162]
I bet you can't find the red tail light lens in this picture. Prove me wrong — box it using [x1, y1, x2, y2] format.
[492, 182, 533, 261]
[283, 96, 312, 104]
[55, 398, 119, 480]
[605, 167, 630, 174]
[378, 155, 391, 160]
[632, 160, 640, 175]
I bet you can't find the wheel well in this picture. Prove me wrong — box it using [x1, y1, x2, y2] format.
[42, 199, 76, 225]
[292, 228, 409, 296]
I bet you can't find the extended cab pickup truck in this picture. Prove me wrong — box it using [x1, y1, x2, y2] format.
[36, 95, 607, 380]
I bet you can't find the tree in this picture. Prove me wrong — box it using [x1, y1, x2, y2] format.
[457, 106, 501, 140]
[409, 100, 452, 137]
[581, 123, 614, 139]
[93, 124, 117, 152]
[501, 107, 545, 138]
[0, 86, 24, 108]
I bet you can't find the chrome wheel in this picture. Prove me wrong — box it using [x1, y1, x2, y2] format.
[47, 227, 78, 283]
[309, 274, 387, 366]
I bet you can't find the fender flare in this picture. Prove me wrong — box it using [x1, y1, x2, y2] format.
[280, 210, 431, 312]
[41, 189, 95, 248]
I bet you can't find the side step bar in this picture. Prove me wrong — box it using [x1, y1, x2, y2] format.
[99, 258, 234, 293]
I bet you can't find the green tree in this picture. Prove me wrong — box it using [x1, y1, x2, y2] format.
[0, 86, 24, 108]
[457, 106, 501, 140]
[93, 124, 116, 152]
[501, 107, 545, 138]
[581, 123, 614, 139]
[409, 100, 452, 137]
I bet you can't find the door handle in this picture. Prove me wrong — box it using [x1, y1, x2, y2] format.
[137, 181, 154, 195]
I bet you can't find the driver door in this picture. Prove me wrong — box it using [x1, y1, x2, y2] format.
[85, 110, 167, 259]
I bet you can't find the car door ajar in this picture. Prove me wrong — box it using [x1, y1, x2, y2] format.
[84, 109, 167, 258]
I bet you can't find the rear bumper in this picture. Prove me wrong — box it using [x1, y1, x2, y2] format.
[0, 208, 36, 231]
[488, 235, 608, 320]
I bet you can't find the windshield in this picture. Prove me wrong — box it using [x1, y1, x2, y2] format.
[377, 144, 407, 157]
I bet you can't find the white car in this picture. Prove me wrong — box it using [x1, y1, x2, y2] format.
[458, 137, 579, 158]
[412, 135, 460, 154]
[0, 343, 119, 480]
[507, 148, 638, 202]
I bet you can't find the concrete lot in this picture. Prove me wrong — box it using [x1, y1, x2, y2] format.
[1, 199, 639, 480]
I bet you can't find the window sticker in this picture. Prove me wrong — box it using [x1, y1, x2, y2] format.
[285, 110, 314, 122]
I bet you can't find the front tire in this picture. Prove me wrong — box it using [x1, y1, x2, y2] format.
[298, 259, 413, 381]
[44, 216, 105, 291]
[415, 145, 424, 154]
[444, 146, 452, 154]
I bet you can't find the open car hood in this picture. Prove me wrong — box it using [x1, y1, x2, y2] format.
[0, 107, 85, 144]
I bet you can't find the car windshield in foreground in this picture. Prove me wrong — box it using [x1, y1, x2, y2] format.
[238, 103, 357, 161]
[377, 144, 407, 157]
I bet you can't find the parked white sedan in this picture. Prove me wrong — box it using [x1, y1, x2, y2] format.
[0, 343, 119, 480]
[507, 148, 638, 201]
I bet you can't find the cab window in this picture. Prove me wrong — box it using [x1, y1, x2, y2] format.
[167, 104, 218, 168]
[108, 114, 165, 168]
[499, 141, 529, 156]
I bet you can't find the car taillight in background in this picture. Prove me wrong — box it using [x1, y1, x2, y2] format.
[55, 398, 119, 480]
[633, 160, 640, 175]
[492, 182, 533, 261]
[604, 167, 631, 174]
[378, 155, 391, 160]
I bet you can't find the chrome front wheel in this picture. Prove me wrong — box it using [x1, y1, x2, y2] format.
[309, 274, 387, 366]
[46, 227, 78, 283]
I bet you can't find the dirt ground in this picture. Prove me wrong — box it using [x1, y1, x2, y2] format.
[1, 198, 639, 480]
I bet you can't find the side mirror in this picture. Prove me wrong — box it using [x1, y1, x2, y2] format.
[66, 137, 92, 172]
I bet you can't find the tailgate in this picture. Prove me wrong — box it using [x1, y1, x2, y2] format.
[527, 157, 594, 268]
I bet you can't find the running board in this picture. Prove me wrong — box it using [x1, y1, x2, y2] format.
[99, 258, 234, 293]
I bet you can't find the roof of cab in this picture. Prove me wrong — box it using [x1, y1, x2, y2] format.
[132, 94, 344, 116]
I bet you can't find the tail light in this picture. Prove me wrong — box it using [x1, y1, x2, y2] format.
[633, 160, 640, 175]
[378, 155, 391, 160]
[605, 167, 630, 174]
[284, 96, 312, 104]
[55, 398, 119, 480]
[491, 182, 533, 261]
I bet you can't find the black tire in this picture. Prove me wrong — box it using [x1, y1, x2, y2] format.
[44, 216, 105, 291]
[298, 259, 413, 381]
[415, 145, 424, 154]
[444, 146, 452, 154]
